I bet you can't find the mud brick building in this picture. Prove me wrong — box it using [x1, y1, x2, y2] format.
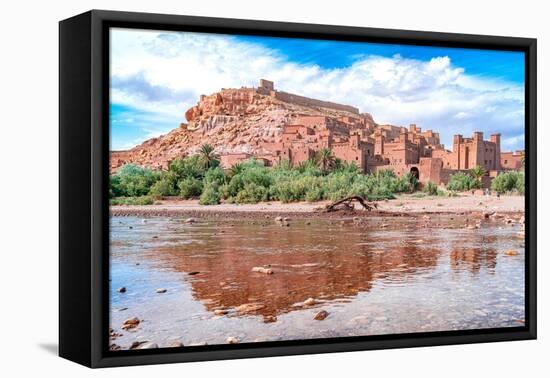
[215, 81, 523, 187]
[112, 79, 523, 187]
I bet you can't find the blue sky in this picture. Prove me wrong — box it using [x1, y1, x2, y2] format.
[239, 36, 525, 82]
[110, 28, 525, 151]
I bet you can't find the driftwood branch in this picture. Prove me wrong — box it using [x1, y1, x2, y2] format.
[324, 196, 378, 212]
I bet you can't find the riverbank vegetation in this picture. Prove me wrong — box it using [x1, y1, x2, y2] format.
[109, 146, 525, 205]
[491, 171, 525, 194]
[110, 145, 418, 205]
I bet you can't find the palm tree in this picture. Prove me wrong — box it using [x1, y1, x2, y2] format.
[470, 165, 486, 186]
[229, 162, 244, 177]
[198, 144, 219, 170]
[315, 148, 336, 174]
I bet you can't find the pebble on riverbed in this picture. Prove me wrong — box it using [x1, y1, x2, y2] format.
[131, 341, 158, 349]
[251, 266, 274, 274]
[235, 303, 265, 314]
[504, 250, 519, 256]
[121, 317, 140, 330]
[263, 315, 277, 323]
[226, 336, 239, 344]
[156, 288, 167, 293]
[110, 343, 121, 351]
[214, 309, 229, 316]
[184, 217, 197, 224]
[303, 297, 316, 306]
[314, 310, 329, 321]
[117, 287, 126, 293]
[165, 340, 184, 348]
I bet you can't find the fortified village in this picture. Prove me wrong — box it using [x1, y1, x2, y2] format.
[111, 79, 524, 187]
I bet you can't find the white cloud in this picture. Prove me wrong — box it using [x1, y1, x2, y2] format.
[110, 28, 525, 151]
[502, 134, 525, 151]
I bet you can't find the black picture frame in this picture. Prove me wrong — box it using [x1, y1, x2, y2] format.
[59, 9, 537, 368]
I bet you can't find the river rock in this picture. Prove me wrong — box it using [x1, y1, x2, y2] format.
[226, 336, 239, 344]
[303, 298, 316, 306]
[251, 266, 274, 274]
[483, 211, 494, 219]
[130, 341, 147, 349]
[274, 216, 283, 222]
[184, 217, 197, 224]
[156, 288, 167, 293]
[137, 342, 159, 349]
[121, 317, 140, 330]
[165, 340, 184, 348]
[117, 287, 126, 293]
[109, 343, 121, 351]
[235, 303, 265, 314]
[188, 271, 200, 275]
[214, 309, 229, 316]
[504, 250, 519, 256]
[314, 310, 329, 320]
[263, 315, 277, 323]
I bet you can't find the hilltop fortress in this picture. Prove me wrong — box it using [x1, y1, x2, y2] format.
[111, 79, 524, 186]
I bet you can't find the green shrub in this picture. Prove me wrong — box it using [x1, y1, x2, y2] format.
[148, 171, 178, 197]
[491, 171, 524, 194]
[295, 159, 322, 176]
[305, 186, 324, 202]
[149, 179, 175, 197]
[109, 175, 123, 198]
[178, 177, 203, 199]
[199, 183, 220, 205]
[516, 174, 525, 194]
[111, 164, 159, 197]
[235, 182, 269, 204]
[270, 174, 323, 202]
[110, 196, 154, 206]
[204, 167, 226, 185]
[168, 156, 205, 180]
[222, 162, 272, 201]
[423, 181, 439, 196]
[446, 172, 481, 191]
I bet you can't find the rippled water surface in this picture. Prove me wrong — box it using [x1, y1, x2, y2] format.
[109, 214, 525, 349]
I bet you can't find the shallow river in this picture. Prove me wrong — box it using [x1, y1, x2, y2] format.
[109, 214, 525, 349]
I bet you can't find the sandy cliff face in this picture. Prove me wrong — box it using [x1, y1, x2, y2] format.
[110, 87, 376, 172]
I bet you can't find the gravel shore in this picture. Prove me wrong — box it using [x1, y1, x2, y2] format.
[110, 193, 524, 218]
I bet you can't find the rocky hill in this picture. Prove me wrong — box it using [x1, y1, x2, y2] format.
[110, 81, 377, 172]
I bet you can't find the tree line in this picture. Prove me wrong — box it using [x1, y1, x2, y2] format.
[110, 144, 525, 205]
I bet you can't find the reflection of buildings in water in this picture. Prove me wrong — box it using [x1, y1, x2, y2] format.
[450, 248, 497, 274]
[146, 223, 445, 319]
[449, 235, 498, 274]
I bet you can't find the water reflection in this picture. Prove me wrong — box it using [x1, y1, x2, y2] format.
[109, 215, 525, 348]
[129, 217, 503, 320]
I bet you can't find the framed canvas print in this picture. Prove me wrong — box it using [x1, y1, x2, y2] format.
[59, 10, 536, 368]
